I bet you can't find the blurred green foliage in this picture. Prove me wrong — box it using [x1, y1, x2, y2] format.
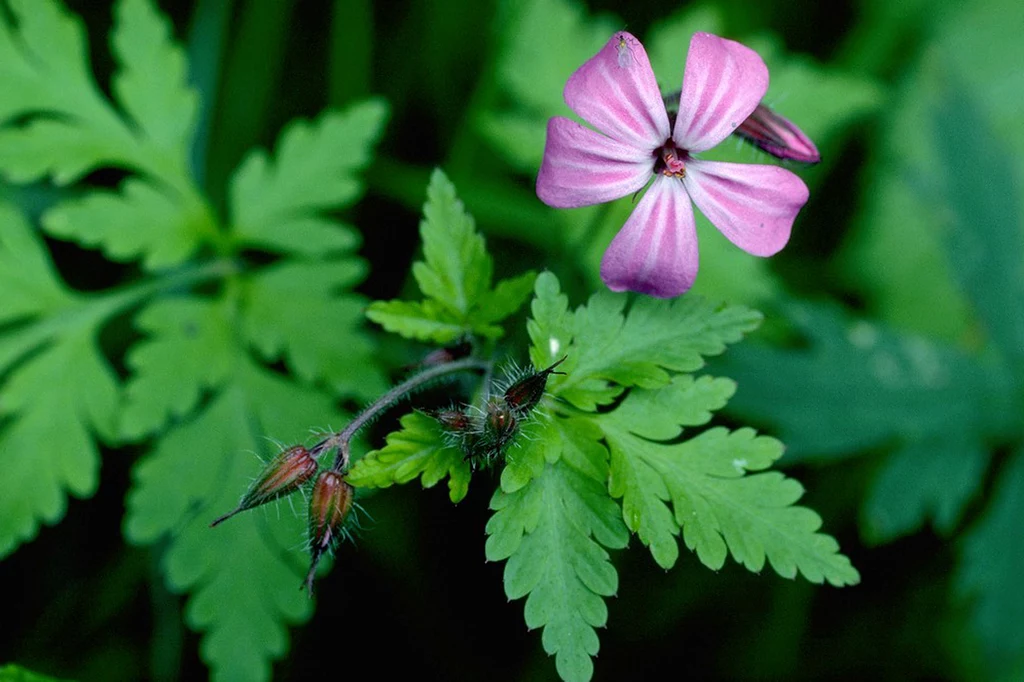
[1, 0, 1022, 680]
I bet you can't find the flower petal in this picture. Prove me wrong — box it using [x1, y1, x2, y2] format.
[564, 31, 670, 151]
[536, 117, 654, 208]
[673, 32, 769, 153]
[685, 160, 808, 256]
[600, 176, 699, 298]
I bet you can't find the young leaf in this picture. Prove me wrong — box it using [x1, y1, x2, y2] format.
[367, 169, 536, 342]
[528, 272, 761, 410]
[347, 411, 473, 503]
[486, 457, 628, 682]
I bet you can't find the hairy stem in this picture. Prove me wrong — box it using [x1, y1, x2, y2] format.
[317, 356, 490, 470]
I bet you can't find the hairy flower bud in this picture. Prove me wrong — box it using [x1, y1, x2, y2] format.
[503, 356, 567, 415]
[211, 445, 318, 527]
[304, 471, 355, 593]
[427, 407, 476, 435]
[734, 103, 820, 164]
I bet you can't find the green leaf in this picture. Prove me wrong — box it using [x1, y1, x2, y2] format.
[0, 204, 118, 559]
[0, 0, 196, 184]
[476, 271, 538, 325]
[118, 298, 237, 440]
[370, 170, 537, 341]
[0, 0, 212, 270]
[240, 260, 385, 400]
[347, 411, 472, 503]
[0, 202, 70, 323]
[414, 168, 492, 316]
[928, 75, 1024, 363]
[111, 0, 198, 155]
[717, 301, 1015, 461]
[500, 414, 559, 493]
[550, 287, 761, 410]
[125, 361, 346, 682]
[862, 436, 990, 543]
[229, 100, 389, 249]
[486, 457, 628, 682]
[956, 449, 1024, 673]
[603, 411, 859, 585]
[42, 179, 203, 269]
[366, 299, 478, 344]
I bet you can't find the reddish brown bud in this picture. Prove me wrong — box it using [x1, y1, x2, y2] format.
[427, 407, 475, 434]
[734, 103, 820, 164]
[419, 339, 472, 367]
[304, 471, 355, 593]
[211, 446, 318, 527]
[503, 356, 567, 415]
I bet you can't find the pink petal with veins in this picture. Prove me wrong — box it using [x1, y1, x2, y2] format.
[600, 176, 699, 298]
[564, 31, 670, 151]
[685, 160, 808, 257]
[537, 117, 654, 208]
[673, 32, 769, 153]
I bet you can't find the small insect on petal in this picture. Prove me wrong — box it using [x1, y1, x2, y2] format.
[616, 32, 636, 69]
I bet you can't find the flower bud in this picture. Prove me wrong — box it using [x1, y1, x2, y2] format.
[211, 445, 318, 527]
[503, 356, 567, 415]
[304, 471, 355, 593]
[426, 407, 476, 435]
[734, 103, 820, 164]
[419, 339, 472, 367]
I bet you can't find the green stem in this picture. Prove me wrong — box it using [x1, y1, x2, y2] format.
[319, 357, 490, 471]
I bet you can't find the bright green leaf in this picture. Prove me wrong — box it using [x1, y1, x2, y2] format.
[347, 411, 473, 504]
[366, 299, 472, 343]
[486, 458, 628, 682]
[240, 260, 384, 400]
[229, 100, 388, 242]
[42, 179, 203, 270]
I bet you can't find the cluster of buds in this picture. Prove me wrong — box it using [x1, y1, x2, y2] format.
[210, 443, 357, 595]
[427, 357, 566, 467]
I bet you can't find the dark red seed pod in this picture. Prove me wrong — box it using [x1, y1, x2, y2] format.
[211, 446, 318, 527]
[304, 471, 355, 593]
[503, 356, 567, 415]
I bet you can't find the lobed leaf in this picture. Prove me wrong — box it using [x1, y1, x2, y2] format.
[368, 169, 538, 341]
[229, 100, 389, 244]
[486, 457, 628, 682]
[347, 411, 473, 503]
[0, 204, 118, 559]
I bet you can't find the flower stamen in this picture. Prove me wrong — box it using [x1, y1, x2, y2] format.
[655, 142, 687, 178]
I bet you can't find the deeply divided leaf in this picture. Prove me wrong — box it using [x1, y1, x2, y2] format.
[367, 169, 536, 341]
[486, 457, 628, 682]
[347, 411, 473, 503]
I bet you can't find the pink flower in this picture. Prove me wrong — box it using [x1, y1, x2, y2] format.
[536, 31, 810, 298]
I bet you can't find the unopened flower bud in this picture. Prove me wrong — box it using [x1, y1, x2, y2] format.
[211, 446, 318, 527]
[304, 471, 355, 593]
[427, 407, 476, 435]
[503, 356, 567, 415]
[734, 103, 820, 164]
